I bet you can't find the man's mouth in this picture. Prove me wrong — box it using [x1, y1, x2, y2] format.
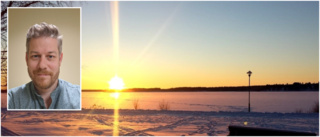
[37, 73, 50, 77]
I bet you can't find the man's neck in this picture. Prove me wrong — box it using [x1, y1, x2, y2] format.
[34, 80, 59, 108]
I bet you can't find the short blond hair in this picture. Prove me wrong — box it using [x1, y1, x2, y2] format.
[26, 22, 63, 54]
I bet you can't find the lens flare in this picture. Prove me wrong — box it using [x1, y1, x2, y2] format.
[110, 1, 119, 74]
[110, 1, 120, 136]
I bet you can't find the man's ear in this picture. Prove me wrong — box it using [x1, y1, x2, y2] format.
[59, 52, 63, 65]
[25, 52, 28, 65]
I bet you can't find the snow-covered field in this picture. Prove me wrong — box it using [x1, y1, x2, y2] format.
[1, 109, 318, 136]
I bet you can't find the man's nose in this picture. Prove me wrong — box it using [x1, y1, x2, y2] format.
[38, 56, 48, 69]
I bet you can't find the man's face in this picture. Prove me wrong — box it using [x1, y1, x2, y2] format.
[26, 37, 63, 90]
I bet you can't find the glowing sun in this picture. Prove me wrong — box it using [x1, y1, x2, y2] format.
[108, 75, 125, 90]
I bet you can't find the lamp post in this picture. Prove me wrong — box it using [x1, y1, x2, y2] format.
[247, 71, 252, 112]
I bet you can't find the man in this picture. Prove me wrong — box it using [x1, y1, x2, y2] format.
[8, 22, 80, 109]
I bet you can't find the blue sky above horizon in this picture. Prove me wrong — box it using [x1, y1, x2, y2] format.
[79, 1, 319, 89]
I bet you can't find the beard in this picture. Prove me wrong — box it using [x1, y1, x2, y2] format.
[28, 68, 60, 90]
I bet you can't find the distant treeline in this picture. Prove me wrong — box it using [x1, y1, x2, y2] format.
[3, 82, 319, 93]
[122, 82, 319, 92]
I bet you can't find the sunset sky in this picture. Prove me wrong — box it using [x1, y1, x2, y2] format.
[80, 1, 319, 90]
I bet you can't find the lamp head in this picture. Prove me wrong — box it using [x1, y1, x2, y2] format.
[247, 71, 252, 77]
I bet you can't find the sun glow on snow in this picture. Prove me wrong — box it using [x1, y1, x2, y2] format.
[110, 92, 120, 99]
[108, 75, 125, 90]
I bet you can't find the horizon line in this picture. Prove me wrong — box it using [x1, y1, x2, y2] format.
[81, 81, 319, 91]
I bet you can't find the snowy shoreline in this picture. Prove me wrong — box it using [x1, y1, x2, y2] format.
[1, 108, 318, 136]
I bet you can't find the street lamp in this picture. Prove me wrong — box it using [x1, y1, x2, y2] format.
[247, 71, 252, 112]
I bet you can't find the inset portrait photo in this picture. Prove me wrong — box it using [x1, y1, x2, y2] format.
[7, 8, 81, 110]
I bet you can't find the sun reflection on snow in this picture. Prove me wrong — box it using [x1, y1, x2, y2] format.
[110, 92, 120, 99]
[110, 91, 120, 136]
[113, 97, 119, 136]
[109, 91, 120, 136]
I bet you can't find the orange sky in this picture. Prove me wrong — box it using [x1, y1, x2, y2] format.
[81, 1, 319, 90]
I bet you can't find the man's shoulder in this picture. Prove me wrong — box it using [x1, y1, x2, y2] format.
[8, 82, 31, 95]
[59, 79, 80, 92]
[58, 79, 81, 109]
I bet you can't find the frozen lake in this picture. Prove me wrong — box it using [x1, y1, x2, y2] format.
[2, 91, 318, 113]
[80, 91, 319, 113]
[1, 91, 319, 135]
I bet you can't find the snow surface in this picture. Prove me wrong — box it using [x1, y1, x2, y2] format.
[1, 109, 318, 136]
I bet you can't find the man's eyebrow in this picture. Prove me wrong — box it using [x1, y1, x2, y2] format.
[29, 51, 57, 54]
[29, 51, 39, 54]
[48, 51, 57, 54]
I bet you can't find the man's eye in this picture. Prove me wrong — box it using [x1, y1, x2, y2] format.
[48, 55, 54, 58]
[32, 55, 39, 58]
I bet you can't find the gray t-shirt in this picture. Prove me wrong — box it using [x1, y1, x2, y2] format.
[8, 79, 80, 109]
